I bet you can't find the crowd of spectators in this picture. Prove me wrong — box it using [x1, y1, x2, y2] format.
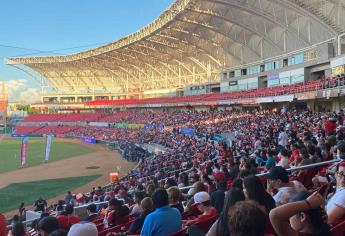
[3, 108, 345, 236]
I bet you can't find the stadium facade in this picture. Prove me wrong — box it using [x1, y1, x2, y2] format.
[5, 0, 345, 111]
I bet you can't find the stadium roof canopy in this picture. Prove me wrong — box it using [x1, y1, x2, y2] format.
[6, 0, 345, 95]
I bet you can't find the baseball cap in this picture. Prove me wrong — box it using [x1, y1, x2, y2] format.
[266, 166, 289, 183]
[194, 191, 210, 204]
[67, 222, 98, 236]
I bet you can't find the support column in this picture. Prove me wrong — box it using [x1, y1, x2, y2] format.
[192, 66, 196, 84]
[165, 70, 168, 88]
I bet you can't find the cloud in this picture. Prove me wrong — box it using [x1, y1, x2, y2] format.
[19, 88, 40, 104]
[4, 79, 40, 103]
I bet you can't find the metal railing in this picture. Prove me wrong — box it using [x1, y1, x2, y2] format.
[180, 158, 341, 191]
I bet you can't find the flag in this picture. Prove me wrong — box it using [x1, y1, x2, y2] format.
[20, 136, 29, 167]
[45, 134, 53, 162]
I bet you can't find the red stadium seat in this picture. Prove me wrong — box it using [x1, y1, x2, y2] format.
[331, 219, 345, 236]
[98, 225, 122, 236]
[191, 215, 218, 233]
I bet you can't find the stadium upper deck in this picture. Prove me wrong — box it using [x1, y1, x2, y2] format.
[5, 0, 345, 102]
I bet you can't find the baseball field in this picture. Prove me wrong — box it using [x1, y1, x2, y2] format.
[0, 135, 136, 216]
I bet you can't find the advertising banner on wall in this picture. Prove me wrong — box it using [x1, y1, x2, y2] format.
[296, 92, 316, 100]
[128, 124, 145, 129]
[180, 128, 196, 136]
[330, 88, 339, 97]
[82, 137, 97, 144]
[274, 95, 294, 102]
[256, 97, 274, 103]
[88, 122, 109, 127]
[267, 73, 279, 87]
[317, 89, 339, 99]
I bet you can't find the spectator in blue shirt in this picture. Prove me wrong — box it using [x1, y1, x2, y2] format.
[141, 188, 182, 236]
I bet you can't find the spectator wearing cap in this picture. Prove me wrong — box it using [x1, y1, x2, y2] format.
[185, 191, 217, 225]
[267, 166, 306, 206]
[83, 204, 98, 222]
[67, 222, 97, 236]
[327, 161, 345, 224]
[185, 182, 206, 213]
[141, 188, 181, 236]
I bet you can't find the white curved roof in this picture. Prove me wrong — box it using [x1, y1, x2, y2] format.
[6, 0, 345, 93]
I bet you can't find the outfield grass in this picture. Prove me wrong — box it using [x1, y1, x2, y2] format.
[0, 137, 95, 174]
[0, 175, 100, 213]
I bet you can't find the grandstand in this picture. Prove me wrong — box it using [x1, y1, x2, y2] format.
[4, 1, 345, 236]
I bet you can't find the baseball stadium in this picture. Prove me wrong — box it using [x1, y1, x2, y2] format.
[2, 0, 345, 235]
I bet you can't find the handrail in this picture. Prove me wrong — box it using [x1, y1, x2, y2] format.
[179, 159, 341, 191]
[6, 200, 109, 229]
[256, 159, 340, 177]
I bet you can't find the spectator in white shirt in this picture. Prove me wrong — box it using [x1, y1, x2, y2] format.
[277, 148, 290, 169]
[267, 166, 306, 206]
[327, 161, 345, 224]
[278, 128, 289, 147]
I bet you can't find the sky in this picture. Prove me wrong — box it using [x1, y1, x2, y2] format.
[0, 0, 175, 103]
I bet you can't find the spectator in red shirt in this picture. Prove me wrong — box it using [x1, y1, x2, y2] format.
[0, 213, 8, 236]
[106, 198, 129, 227]
[56, 204, 80, 230]
[289, 143, 300, 164]
[185, 191, 217, 225]
[324, 118, 337, 135]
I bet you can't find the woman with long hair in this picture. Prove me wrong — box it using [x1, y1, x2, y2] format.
[206, 188, 245, 236]
[243, 175, 275, 213]
[178, 173, 189, 188]
[270, 191, 331, 236]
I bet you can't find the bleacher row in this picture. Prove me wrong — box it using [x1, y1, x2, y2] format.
[22, 112, 133, 123]
[86, 79, 323, 106]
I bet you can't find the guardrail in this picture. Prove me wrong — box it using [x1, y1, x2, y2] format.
[179, 159, 341, 191]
